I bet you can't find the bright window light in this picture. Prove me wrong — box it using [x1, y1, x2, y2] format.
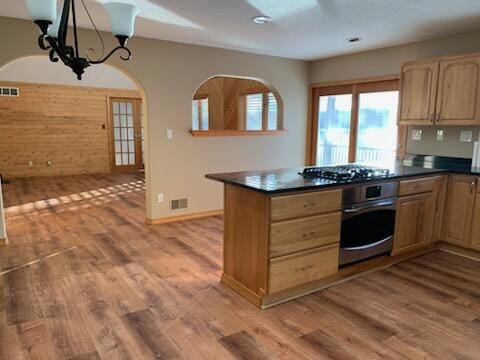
[246, 0, 318, 20]
[96, 0, 203, 29]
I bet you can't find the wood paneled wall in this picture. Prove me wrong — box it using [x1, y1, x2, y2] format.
[0, 81, 140, 179]
[195, 77, 270, 130]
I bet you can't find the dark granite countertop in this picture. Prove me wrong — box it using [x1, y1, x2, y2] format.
[206, 161, 448, 194]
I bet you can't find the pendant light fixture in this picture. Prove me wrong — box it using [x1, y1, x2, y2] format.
[25, 0, 139, 80]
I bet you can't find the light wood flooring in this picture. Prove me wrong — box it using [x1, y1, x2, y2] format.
[1, 173, 480, 359]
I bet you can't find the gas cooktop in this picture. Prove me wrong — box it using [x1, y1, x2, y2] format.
[301, 164, 391, 183]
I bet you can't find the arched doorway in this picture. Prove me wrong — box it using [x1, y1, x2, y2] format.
[0, 55, 150, 248]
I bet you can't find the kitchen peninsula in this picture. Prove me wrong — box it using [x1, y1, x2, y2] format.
[207, 162, 480, 308]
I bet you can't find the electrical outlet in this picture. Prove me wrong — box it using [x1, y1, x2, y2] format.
[28, 160, 33, 167]
[157, 193, 164, 203]
[460, 131, 473, 142]
[436, 130, 444, 141]
[411, 129, 423, 141]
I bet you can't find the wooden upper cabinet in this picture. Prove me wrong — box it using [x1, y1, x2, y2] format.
[436, 56, 480, 125]
[398, 61, 439, 125]
[444, 175, 477, 247]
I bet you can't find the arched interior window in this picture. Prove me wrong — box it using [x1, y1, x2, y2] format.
[191, 76, 283, 136]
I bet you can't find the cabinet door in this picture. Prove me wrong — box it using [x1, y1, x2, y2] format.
[393, 193, 433, 255]
[398, 61, 439, 125]
[436, 56, 480, 125]
[431, 176, 447, 242]
[470, 190, 480, 251]
[444, 176, 477, 247]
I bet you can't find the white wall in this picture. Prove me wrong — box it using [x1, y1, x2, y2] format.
[0, 17, 309, 220]
[0, 56, 137, 89]
[406, 126, 480, 159]
[309, 28, 480, 159]
[310, 29, 480, 83]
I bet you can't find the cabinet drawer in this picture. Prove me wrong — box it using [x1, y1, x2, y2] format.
[399, 177, 437, 196]
[269, 212, 340, 258]
[270, 189, 342, 222]
[268, 244, 339, 293]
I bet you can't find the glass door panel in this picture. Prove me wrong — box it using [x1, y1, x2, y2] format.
[111, 98, 142, 170]
[356, 91, 399, 168]
[316, 94, 352, 166]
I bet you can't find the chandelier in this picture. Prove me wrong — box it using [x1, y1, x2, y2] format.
[26, 0, 139, 80]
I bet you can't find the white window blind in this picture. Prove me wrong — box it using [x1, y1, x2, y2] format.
[245, 93, 263, 130]
[200, 98, 209, 130]
[267, 92, 277, 130]
[192, 98, 209, 130]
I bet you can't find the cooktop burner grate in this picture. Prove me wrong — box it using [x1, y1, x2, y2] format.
[301, 164, 390, 183]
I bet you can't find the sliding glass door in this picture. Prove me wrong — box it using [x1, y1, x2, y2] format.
[310, 80, 400, 167]
[356, 90, 399, 168]
[317, 94, 352, 165]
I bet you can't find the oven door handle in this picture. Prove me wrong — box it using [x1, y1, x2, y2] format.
[343, 199, 396, 214]
[342, 236, 393, 251]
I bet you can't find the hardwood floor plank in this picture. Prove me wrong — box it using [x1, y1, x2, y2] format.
[2, 172, 480, 359]
[124, 308, 180, 359]
[304, 295, 397, 342]
[219, 330, 269, 360]
[67, 351, 102, 360]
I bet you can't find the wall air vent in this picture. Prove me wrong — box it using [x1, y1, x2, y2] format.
[0, 87, 20, 97]
[171, 198, 188, 210]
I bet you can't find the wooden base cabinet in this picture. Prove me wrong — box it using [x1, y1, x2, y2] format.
[222, 184, 342, 307]
[469, 187, 480, 251]
[393, 193, 433, 255]
[444, 175, 477, 247]
[268, 244, 339, 293]
[432, 176, 447, 242]
[393, 175, 446, 254]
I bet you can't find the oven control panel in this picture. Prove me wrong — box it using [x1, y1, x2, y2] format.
[343, 182, 399, 205]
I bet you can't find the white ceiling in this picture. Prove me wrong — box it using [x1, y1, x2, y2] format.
[2, 0, 480, 60]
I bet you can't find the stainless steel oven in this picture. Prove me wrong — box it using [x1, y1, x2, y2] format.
[339, 182, 398, 266]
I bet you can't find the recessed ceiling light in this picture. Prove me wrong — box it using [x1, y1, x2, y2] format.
[347, 37, 362, 43]
[252, 15, 272, 24]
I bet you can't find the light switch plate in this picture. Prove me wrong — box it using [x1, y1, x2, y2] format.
[436, 130, 444, 141]
[166, 129, 173, 140]
[460, 131, 473, 142]
[411, 129, 423, 141]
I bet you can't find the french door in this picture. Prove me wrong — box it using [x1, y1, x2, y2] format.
[110, 98, 143, 171]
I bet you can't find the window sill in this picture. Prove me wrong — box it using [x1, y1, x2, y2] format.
[189, 130, 286, 137]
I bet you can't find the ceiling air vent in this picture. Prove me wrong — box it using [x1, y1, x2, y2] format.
[0, 87, 20, 97]
[171, 198, 188, 210]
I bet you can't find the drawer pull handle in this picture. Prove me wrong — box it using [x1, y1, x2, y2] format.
[301, 232, 317, 237]
[303, 202, 316, 208]
[294, 264, 314, 272]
